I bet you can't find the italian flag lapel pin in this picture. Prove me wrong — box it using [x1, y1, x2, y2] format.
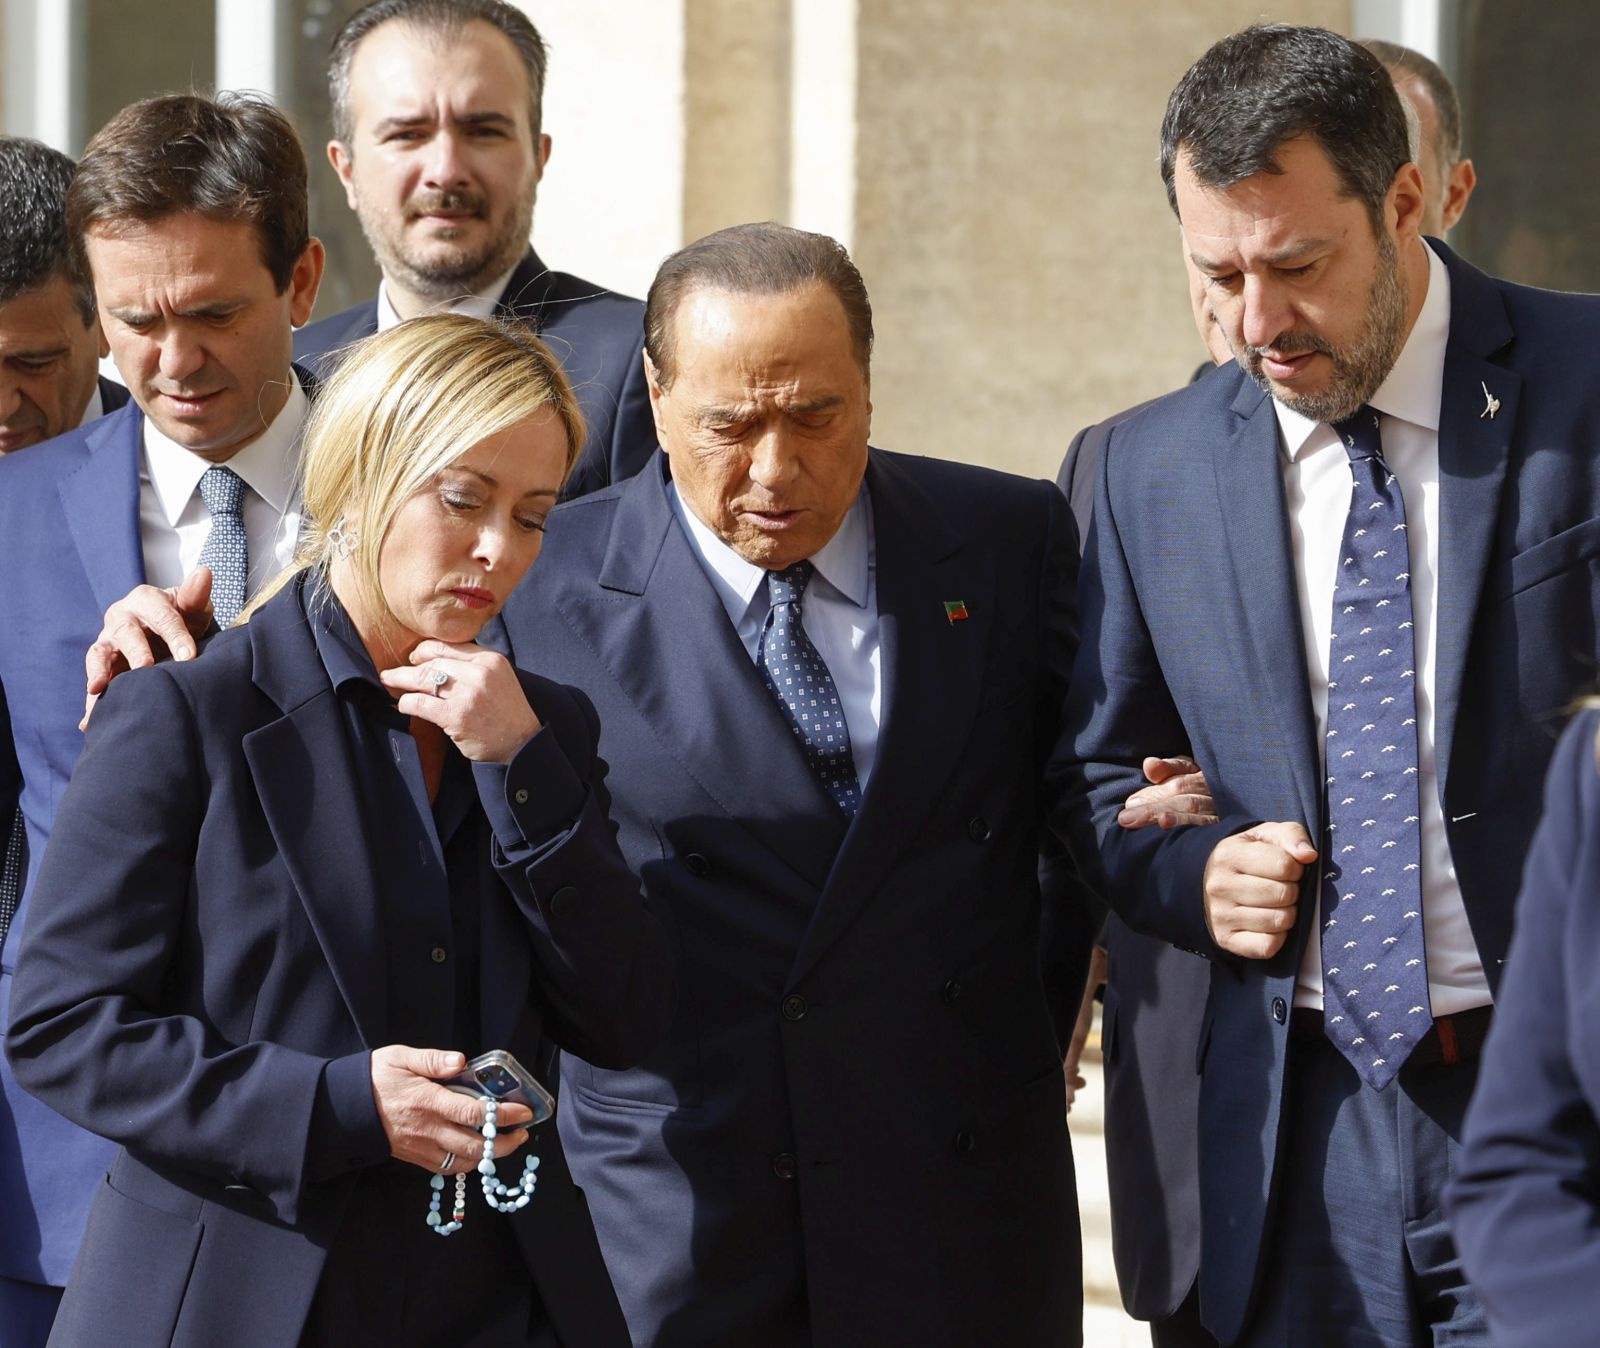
[943, 600, 969, 624]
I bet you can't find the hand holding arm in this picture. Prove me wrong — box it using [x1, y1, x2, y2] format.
[1118, 755, 1218, 831]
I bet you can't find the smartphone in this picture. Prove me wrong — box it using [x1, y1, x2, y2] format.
[443, 1050, 555, 1126]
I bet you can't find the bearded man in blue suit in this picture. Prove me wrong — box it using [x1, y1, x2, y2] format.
[1061, 24, 1600, 1348]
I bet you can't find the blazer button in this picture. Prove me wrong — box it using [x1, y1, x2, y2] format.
[781, 994, 807, 1022]
[1271, 997, 1287, 1024]
[967, 816, 990, 843]
[685, 853, 711, 878]
[549, 886, 577, 916]
[430, 946, 448, 964]
[940, 979, 963, 1005]
[772, 1152, 798, 1180]
[953, 1131, 976, 1155]
[514, 788, 530, 805]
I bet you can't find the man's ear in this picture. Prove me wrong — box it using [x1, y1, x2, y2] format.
[327, 141, 359, 212]
[1387, 161, 1428, 247]
[642, 350, 670, 453]
[1440, 158, 1477, 235]
[288, 239, 328, 329]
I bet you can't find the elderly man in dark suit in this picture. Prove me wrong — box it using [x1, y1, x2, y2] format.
[1061, 24, 1600, 1347]
[500, 221, 1087, 1347]
[294, 0, 653, 499]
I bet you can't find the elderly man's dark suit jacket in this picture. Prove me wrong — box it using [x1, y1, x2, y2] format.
[497, 449, 1086, 1347]
[1059, 241, 1600, 1344]
[294, 248, 655, 499]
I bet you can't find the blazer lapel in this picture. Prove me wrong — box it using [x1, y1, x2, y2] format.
[1431, 246, 1517, 798]
[241, 586, 389, 1046]
[555, 460, 847, 891]
[787, 453, 986, 984]
[56, 404, 146, 614]
[497, 250, 561, 332]
[1213, 380, 1323, 834]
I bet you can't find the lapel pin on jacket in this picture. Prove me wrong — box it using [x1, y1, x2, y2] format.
[1480, 381, 1500, 420]
[943, 600, 969, 624]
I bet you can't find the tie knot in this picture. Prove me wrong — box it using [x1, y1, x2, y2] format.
[198, 465, 246, 517]
[767, 560, 814, 607]
[1331, 405, 1385, 465]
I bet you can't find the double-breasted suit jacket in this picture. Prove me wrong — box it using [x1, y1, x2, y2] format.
[497, 448, 1089, 1346]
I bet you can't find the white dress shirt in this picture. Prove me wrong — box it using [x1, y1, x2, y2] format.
[375, 262, 521, 332]
[138, 379, 307, 597]
[669, 482, 883, 791]
[1278, 240, 1490, 1017]
[80, 383, 105, 428]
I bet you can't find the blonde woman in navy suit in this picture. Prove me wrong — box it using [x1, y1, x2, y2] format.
[4, 315, 672, 1347]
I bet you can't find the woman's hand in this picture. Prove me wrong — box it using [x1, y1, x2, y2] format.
[379, 640, 542, 763]
[370, 1045, 534, 1176]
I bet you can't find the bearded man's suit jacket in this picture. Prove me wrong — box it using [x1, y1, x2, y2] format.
[1059, 241, 1600, 1345]
[294, 249, 654, 499]
[497, 448, 1087, 1347]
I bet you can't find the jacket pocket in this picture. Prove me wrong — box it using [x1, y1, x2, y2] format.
[51, 1175, 202, 1347]
[1498, 517, 1600, 599]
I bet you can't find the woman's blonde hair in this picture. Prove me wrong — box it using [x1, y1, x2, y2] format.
[244, 313, 584, 626]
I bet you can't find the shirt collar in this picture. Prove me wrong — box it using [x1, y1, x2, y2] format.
[375, 262, 521, 332]
[80, 383, 105, 427]
[306, 574, 387, 698]
[1274, 239, 1451, 461]
[668, 478, 873, 616]
[142, 378, 308, 528]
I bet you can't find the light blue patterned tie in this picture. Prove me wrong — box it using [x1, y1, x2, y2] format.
[1320, 405, 1430, 1090]
[759, 562, 862, 817]
[197, 465, 248, 629]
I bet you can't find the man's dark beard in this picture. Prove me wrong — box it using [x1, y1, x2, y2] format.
[365, 186, 534, 305]
[1237, 232, 1408, 424]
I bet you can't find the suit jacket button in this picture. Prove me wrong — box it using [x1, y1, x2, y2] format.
[941, 979, 963, 1004]
[773, 1152, 798, 1180]
[781, 994, 807, 1022]
[549, 886, 578, 916]
[685, 853, 711, 877]
[430, 946, 448, 964]
[967, 816, 990, 843]
[953, 1131, 976, 1154]
[1271, 997, 1287, 1024]
[514, 788, 530, 805]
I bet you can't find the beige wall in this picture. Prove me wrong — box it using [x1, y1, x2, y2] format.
[853, 1, 1350, 481]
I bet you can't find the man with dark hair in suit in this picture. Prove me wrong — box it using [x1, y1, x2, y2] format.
[1061, 23, 1600, 1347]
[501, 220, 1088, 1347]
[0, 94, 324, 1348]
[295, 0, 654, 499]
[0, 130, 132, 1348]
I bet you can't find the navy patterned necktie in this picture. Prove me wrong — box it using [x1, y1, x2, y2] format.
[758, 562, 862, 817]
[197, 465, 249, 629]
[0, 810, 22, 947]
[1320, 405, 1430, 1090]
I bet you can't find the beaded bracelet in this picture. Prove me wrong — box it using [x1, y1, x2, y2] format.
[428, 1095, 541, 1235]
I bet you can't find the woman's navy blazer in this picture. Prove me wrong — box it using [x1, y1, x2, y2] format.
[4, 576, 672, 1348]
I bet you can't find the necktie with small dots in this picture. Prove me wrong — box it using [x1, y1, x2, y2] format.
[758, 562, 862, 818]
[1319, 405, 1430, 1090]
[197, 465, 249, 629]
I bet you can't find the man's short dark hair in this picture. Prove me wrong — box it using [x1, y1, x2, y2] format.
[1359, 38, 1464, 166]
[66, 94, 309, 296]
[645, 222, 874, 388]
[1160, 25, 1411, 228]
[328, 0, 549, 146]
[0, 138, 94, 325]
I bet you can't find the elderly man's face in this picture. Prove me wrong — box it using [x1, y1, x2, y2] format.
[330, 19, 547, 305]
[648, 283, 871, 571]
[89, 214, 322, 461]
[0, 274, 106, 454]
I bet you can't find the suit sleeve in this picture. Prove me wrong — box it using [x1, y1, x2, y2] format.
[473, 676, 673, 1070]
[1445, 711, 1600, 1346]
[3, 667, 332, 1225]
[1049, 422, 1255, 956]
